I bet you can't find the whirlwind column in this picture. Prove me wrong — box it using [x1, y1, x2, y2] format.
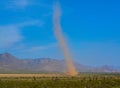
[53, 1, 77, 76]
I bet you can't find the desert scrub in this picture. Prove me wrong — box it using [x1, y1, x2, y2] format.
[0, 75, 120, 88]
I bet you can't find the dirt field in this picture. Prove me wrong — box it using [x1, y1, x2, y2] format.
[0, 74, 66, 77]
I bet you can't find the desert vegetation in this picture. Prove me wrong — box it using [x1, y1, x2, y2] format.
[0, 73, 120, 88]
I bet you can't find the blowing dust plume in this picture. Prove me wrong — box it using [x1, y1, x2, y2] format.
[53, 1, 77, 76]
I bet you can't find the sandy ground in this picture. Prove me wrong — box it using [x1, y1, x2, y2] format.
[0, 74, 67, 77]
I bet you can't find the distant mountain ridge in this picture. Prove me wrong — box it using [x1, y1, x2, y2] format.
[0, 53, 119, 73]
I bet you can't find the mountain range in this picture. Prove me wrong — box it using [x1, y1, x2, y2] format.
[0, 53, 119, 73]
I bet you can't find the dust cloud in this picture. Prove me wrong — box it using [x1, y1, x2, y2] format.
[53, 1, 77, 76]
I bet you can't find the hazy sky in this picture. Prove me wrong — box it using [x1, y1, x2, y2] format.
[0, 0, 120, 66]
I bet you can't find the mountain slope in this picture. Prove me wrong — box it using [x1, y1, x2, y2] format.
[0, 53, 119, 73]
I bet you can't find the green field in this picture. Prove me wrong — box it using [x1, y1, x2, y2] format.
[0, 73, 120, 88]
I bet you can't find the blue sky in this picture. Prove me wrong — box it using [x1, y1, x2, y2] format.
[0, 0, 120, 66]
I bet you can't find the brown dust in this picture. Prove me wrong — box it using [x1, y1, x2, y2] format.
[53, 2, 77, 76]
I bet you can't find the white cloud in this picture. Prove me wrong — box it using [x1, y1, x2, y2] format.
[29, 43, 57, 52]
[20, 43, 58, 53]
[16, 20, 44, 27]
[0, 20, 44, 49]
[0, 26, 22, 49]
[5, 0, 52, 10]
[6, 0, 30, 10]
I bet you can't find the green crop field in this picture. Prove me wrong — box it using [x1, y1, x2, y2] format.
[0, 73, 120, 88]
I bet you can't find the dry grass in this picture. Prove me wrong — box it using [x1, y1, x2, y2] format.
[0, 74, 66, 77]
